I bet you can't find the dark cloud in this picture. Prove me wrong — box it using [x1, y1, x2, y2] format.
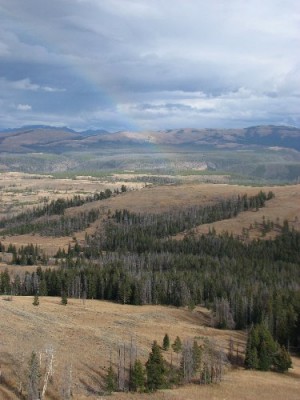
[0, 0, 299, 130]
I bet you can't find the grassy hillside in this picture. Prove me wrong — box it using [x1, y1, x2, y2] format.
[1, 181, 299, 254]
[0, 297, 299, 400]
[1, 177, 300, 399]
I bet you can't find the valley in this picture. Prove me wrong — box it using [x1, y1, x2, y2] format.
[1, 125, 300, 184]
[2, 0, 300, 398]
[0, 126, 300, 399]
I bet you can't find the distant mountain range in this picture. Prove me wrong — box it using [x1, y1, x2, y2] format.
[0, 125, 300, 153]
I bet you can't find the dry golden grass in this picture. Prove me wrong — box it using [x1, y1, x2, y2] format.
[0, 297, 225, 399]
[1, 177, 300, 399]
[69, 182, 300, 219]
[66, 182, 300, 245]
[0, 297, 298, 400]
[0, 262, 56, 275]
[108, 358, 300, 400]
[0, 171, 144, 219]
[175, 184, 300, 240]
[1, 183, 300, 256]
[79, 182, 263, 215]
[0, 234, 72, 256]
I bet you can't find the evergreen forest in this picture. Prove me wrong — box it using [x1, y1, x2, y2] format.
[1, 189, 299, 353]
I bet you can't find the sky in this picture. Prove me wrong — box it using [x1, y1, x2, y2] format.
[0, 0, 299, 131]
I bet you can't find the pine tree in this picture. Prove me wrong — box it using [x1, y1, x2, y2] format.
[245, 328, 259, 369]
[146, 341, 166, 391]
[162, 334, 170, 351]
[273, 346, 292, 373]
[244, 323, 291, 372]
[172, 336, 182, 354]
[259, 340, 272, 371]
[130, 359, 145, 392]
[33, 293, 39, 306]
[39, 279, 48, 296]
[61, 292, 68, 305]
[104, 365, 117, 394]
[256, 324, 277, 371]
[245, 343, 259, 369]
[192, 340, 202, 373]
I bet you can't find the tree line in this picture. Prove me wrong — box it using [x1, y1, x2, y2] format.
[1, 191, 299, 348]
[0, 185, 127, 235]
[1, 190, 300, 344]
[1, 209, 100, 236]
[99, 191, 273, 252]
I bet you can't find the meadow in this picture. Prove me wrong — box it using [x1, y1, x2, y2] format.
[0, 297, 299, 400]
[0, 172, 299, 399]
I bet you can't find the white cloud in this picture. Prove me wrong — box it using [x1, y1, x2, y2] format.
[10, 78, 65, 92]
[11, 78, 39, 91]
[16, 104, 32, 111]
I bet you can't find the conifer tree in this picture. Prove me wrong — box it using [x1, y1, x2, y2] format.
[245, 323, 292, 372]
[61, 292, 68, 305]
[259, 340, 273, 371]
[172, 336, 182, 354]
[244, 328, 259, 369]
[146, 341, 166, 391]
[33, 293, 39, 306]
[192, 340, 202, 373]
[273, 346, 292, 373]
[104, 366, 117, 394]
[162, 334, 170, 351]
[130, 359, 145, 392]
[244, 342, 259, 369]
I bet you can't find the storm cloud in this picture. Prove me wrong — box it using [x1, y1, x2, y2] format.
[0, 0, 299, 130]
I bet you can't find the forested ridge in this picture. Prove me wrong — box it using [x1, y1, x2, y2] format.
[0, 186, 125, 236]
[1, 190, 300, 350]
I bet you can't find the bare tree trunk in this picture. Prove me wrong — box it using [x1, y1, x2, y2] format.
[41, 347, 54, 400]
[117, 346, 124, 391]
[61, 363, 73, 400]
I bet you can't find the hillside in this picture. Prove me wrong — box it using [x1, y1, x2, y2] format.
[1, 180, 299, 255]
[1, 125, 300, 153]
[1, 177, 300, 399]
[0, 297, 299, 400]
[1, 125, 300, 183]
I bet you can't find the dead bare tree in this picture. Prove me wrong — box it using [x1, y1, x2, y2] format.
[40, 346, 54, 400]
[117, 337, 138, 392]
[14, 351, 26, 396]
[214, 298, 235, 329]
[117, 345, 125, 391]
[180, 340, 194, 383]
[27, 351, 40, 400]
[199, 339, 228, 384]
[60, 363, 73, 400]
